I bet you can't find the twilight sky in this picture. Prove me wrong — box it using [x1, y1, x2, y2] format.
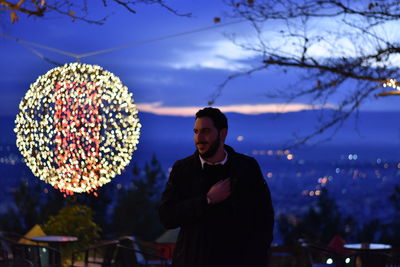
[0, 0, 399, 117]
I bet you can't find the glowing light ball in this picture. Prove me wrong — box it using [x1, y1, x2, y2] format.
[15, 63, 141, 195]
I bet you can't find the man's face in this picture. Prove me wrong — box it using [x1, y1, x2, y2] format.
[193, 117, 220, 158]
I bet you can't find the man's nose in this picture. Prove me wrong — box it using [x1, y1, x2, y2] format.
[195, 132, 205, 142]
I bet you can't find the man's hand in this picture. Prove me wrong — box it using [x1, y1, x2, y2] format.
[207, 179, 231, 204]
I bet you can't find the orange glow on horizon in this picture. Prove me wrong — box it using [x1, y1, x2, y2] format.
[136, 102, 335, 116]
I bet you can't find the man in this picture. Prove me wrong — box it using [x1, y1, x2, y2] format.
[159, 107, 274, 267]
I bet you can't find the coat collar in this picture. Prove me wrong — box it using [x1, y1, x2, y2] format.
[193, 145, 237, 170]
[199, 150, 228, 169]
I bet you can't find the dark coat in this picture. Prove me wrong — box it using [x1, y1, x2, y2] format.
[159, 145, 274, 267]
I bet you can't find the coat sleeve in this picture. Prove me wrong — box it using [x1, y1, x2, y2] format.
[245, 158, 274, 265]
[158, 161, 208, 229]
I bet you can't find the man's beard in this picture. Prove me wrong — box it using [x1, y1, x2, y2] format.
[198, 136, 220, 159]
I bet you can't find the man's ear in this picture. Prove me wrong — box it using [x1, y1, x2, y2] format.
[219, 128, 228, 143]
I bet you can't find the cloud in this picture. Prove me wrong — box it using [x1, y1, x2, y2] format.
[130, 75, 179, 86]
[136, 102, 335, 116]
[168, 40, 257, 71]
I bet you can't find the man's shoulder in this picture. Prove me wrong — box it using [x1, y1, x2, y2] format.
[232, 150, 253, 160]
[228, 147, 257, 165]
[169, 154, 202, 181]
[173, 153, 198, 169]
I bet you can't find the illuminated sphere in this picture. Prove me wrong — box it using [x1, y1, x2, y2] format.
[15, 63, 141, 194]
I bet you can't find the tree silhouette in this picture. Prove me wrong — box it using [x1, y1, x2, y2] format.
[389, 185, 400, 211]
[380, 185, 400, 246]
[111, 155, 166, 240]
[0, 179, 50, 233]
[0, 0, 190, 24]
[214, 0, 400, 145]
[0, 178, 70, 234]
[0, 155, 167, 241]
[278, 188, 356, 245]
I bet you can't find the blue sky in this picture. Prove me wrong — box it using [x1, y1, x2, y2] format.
[0, 0, 399, 117]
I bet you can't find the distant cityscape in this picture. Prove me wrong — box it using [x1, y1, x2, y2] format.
[1, 110, 400, 244]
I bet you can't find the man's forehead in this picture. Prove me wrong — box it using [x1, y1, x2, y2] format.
[194, 117, 215, 129]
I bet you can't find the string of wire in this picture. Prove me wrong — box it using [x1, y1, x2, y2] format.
[0, 19, 245, 62]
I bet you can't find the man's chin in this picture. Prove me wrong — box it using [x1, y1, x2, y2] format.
[200, 153, 209, 159]
[197, 149, 209, 158]
[199, 149, 216, 159]
[198, 150, 207, 157]
[197, 138, 220, 159]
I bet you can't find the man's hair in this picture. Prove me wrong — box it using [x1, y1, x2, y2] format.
[195, 107, 228, 131]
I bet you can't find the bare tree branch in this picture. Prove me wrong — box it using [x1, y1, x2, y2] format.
[0, 0, 190, 24]
[216, 0, 400, 146]
[0, 0, 46, 17]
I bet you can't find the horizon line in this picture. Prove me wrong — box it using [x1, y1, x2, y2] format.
[135, 102, 335, 116]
